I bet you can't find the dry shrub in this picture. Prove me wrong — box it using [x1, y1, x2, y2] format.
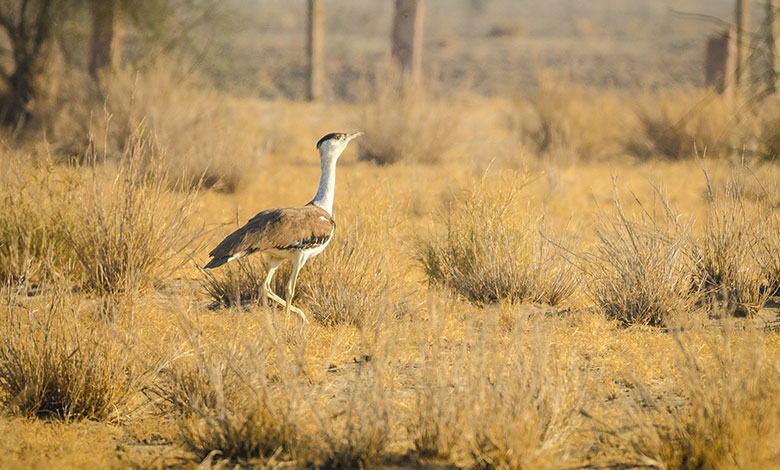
[596, 329, 780, 469]
[759, 115, 780, 160]
[583, 188, 698, 326]
[627, 90, 742, 159]
[202, 258, 266, 308]
[307, 366, 393, 470]
[51, 61, 266, 192]
[0, 153, 73, 284]
[160, 324, 298, 464]
[406, 307, 463, 460]
[757, 210, 780, 295]
[162, 315, 394, 468]
[525, 71, 628, 161]
[0, 286, 140, 420]
[356, 75, 459, 165]
[417, 173, 577, 306]
[461, 313, 588, 469]
[693, 170, 772, 316]
[57, 132, 200, 295]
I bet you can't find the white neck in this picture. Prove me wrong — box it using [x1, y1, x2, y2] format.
[310, 152, 338, 214]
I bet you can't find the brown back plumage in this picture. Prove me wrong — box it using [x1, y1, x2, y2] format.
[205, 204, 335, 268]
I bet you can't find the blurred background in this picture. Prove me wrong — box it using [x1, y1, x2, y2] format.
[0, 0, 778, 182]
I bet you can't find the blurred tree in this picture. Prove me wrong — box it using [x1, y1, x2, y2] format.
[88, 0, 120, 79]
[735, 0, 751, 93]
[306, 0, 323, 101]
[768, 0, 779, 92]
[469, 0, 494, 14]
[0, 0, 69, 125]
[391, 0, 425, 84]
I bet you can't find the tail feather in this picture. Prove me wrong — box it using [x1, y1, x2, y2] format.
[203, 257, 229, 270]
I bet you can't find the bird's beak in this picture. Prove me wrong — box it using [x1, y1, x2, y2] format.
[346, 131, 364, 141]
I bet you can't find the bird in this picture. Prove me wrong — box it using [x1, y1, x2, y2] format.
[203, 131, 363, 324]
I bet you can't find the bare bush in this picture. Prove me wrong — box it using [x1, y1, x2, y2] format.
[417, 175, 577, 306]
[583, 188, 698, 326]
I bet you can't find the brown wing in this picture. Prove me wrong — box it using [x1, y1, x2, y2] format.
[204, 205, 335, 269]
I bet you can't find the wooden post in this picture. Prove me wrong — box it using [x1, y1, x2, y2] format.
[706, 26, 737, 96]
[735, 0, 751, 93]
[306, 0, 324, 101]
[391, 0, 425, 83]
[88, 0, 120, 80]
[768, 0, 780, 93]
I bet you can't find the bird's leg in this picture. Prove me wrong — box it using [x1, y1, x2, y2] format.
[261, 258, 283, 309]
[285, 256, 308, 326]
[267, 293, 306, 316]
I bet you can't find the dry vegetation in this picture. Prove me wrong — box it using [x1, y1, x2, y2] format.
[3, 48, 780, 470]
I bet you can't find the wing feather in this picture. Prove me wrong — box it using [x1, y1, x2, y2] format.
[206, 205, 335, 267]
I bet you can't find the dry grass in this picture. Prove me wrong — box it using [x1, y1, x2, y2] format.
[160, 320, 299, 464]
[3, 60, 780, 470]
[46, 61, 266, 192]
[583, 187, 698, 326]
[0, 154, 73, 285]
[627, 90, 742, 159]
[356, 75, 459, 165]
[55, 132, 200, 296]
[591, 328, 780, 469]
[522, 71, 629, 162]
[0, 285, 141, 420]
[693, 169, 773, 316]
[459, 313, 589, 470]
[417, 173, 577, 306]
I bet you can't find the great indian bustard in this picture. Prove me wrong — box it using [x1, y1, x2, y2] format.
[204, 131, 363, 324]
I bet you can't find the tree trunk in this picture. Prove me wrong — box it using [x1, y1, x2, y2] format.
[391, 0, 425, 84]
[736, 0, 751, 93]
[306, 0, 324, 101]
[89, 0, 120, 80]
[0, 0, 56, 126]
[769, 0, 780, 93]
[2, 60, 37, 125]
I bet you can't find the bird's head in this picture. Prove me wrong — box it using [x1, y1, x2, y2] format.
[316, 131, 363, 162]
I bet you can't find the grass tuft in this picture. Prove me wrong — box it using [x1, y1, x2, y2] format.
[0, 286, 139, 420]
[593, 329, 780, 469]
[627, 90, 740, 159]
[693, 169, 772, 316]
[356, 75, 459, 165]
[160, 322, 298, 464]
[583, 187, 698, 326]
[56, 132, 200, 296]
[417, 174, 577, 306]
